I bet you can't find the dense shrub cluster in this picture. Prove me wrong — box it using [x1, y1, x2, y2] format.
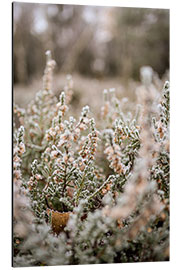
[13, 52, 169, 267]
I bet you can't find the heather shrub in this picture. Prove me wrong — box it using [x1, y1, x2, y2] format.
[13, 52, 169, 266]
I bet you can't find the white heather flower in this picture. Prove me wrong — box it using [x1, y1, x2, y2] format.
[56, 158, 61, 164]
[57, 139, 65, 148]
[14, 155, 21, 163]
[45, 147, 51, 153]
[45, 133, 51, 141]
[51, 150, 58, 159]
[63, 154, 68, 163]
[66, 142, 72, 149]
[75, 128, 80, 134]
[14, 146, 19, 155]
[55, 125, 59, 132]
[53, 175, 58, 182]
[79, 123, 86, 131]
[35, 174, 42, 180]
[73, 128, 80, 141]
[13, 162, 20, 170]
[19, 142, 25, 155]
[59, 123, 64, 131]
[14, 170, 21, 179]
[83, 117, 89, 125]
[69, 156, 74, 163]
[49, 128, 56, 137]
[56, 102, 61, 108]
[32, 105, 38, 114]
[114, 144, 121, 152]
[62, 131, 73, 141]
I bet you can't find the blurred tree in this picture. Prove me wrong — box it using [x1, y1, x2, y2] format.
[13, 3, 45, 84]
[106, 7, 169, 80]
[13, 3, 169, 84]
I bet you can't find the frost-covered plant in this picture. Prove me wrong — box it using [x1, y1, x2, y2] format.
[13, 53, 169, 266]
[151, 81, 170, 199]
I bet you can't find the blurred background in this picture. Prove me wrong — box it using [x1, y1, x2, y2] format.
[13, 2, 169, 111]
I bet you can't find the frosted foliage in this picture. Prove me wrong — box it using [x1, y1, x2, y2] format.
[13, 53, 169, 266]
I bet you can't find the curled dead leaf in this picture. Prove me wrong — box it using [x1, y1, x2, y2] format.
[47, 209, 71, 235]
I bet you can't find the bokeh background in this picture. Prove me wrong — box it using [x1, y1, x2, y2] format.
[13, 2, 169, 113]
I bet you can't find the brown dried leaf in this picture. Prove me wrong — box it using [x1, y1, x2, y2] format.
[48, 210, 71, 235]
